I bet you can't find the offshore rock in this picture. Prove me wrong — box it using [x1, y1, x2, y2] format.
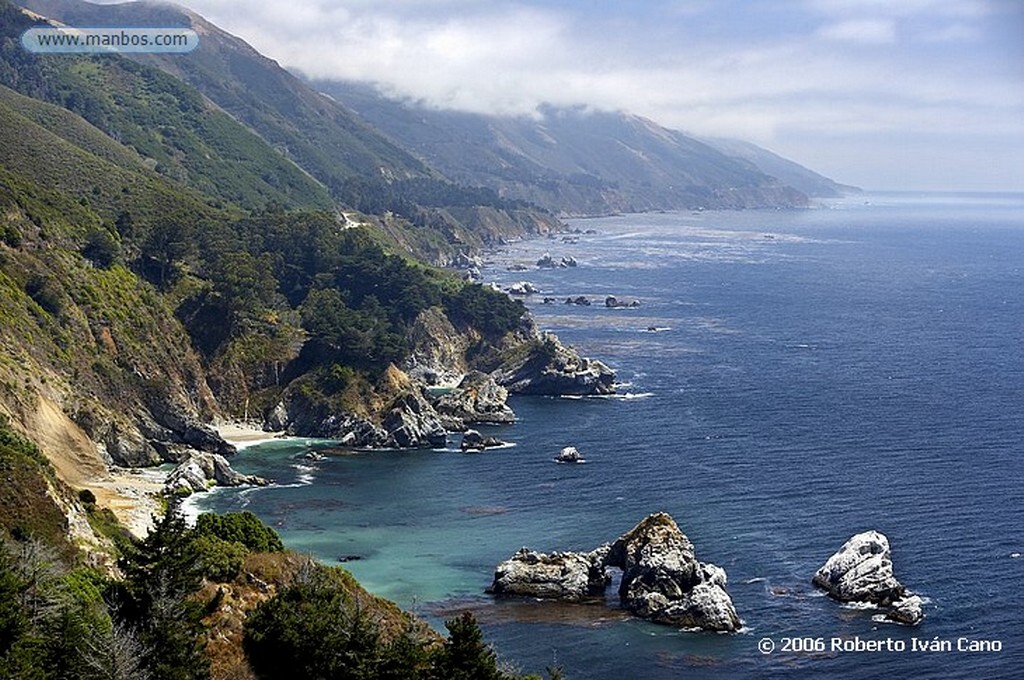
[165, 452, 268, 496]
[607, 513, 741, 632]
[605, 296, 641, 308]
[536, 253, 559, 268]
[813, 531, 923, 625]
[495, 334, 615, 396]
[885, 595, 924, 626]
[487, 546, 611, 600]
[812, 531, 907, 606]
[460, 429, 505, 451]
[434, 371, 516, 427]
[487, 513, 740, 632]
[507, 281, 539, 295]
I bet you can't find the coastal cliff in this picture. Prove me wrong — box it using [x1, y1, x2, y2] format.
[260, 312, 615, 446]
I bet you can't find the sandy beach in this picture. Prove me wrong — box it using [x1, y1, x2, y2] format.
[86, 423, 287, 538]
[89, 467, 167, 539]
[215, 421, 287, 450]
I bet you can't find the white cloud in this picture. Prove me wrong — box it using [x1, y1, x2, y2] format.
[85, 0, 1024, 190]
[920, 22, 981, 42]
[805, 0, 991, 20]
[816, 19, 897, 43]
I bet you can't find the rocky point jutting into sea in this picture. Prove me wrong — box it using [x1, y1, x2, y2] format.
[262, 311, 616, 449]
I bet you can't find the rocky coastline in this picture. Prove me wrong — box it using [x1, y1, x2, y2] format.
[261, 312, 616, 449]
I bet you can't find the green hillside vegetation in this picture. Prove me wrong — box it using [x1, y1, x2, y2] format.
[0, 414, 74, 557]
[19, 0, 435, 187]
[0, 84, 226, 239]
[1, 1, 334, 213]
[178, 206, 525, 415]
[15, 0, 563, 257]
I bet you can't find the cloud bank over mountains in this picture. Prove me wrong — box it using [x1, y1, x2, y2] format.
[98, 0, 1024, 190]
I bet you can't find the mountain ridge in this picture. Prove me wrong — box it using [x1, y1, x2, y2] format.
[313, 80, 856, 215]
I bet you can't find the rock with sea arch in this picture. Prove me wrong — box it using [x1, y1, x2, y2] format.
[487, 512, 741, 633]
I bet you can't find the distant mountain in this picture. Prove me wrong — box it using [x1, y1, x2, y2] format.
[316, 81, 823, 215]
[701, 137, 859, 198]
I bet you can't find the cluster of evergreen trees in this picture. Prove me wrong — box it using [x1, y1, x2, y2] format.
[165, 206, 526, 409]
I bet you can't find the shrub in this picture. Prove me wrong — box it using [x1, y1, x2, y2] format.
[24, 274, 63, 316]
[430, 612, 508, 680]
[193, 512, 284, 553]
[243, 570, 385, 680]
[82, 227, 121, 268]
[445, 284, 525, 338]
[189, 535, 246, 583]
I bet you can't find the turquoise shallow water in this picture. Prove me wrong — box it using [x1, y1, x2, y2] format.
[192, 194, 1024, 678]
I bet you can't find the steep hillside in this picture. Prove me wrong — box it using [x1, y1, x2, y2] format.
[317, 81, 811, 215]
[16, 0, 563, 253]
[0, 2, 601, 475]
[1, 0, 335, 212]
[0, 83, 229, 233]
[20, 0, 435, 188]
[702, 136, 860, 198]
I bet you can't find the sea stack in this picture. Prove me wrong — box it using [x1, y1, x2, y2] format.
[813, 531, 924, 625]
[606, 513, 740, 632]
[487, 512, 741, 633]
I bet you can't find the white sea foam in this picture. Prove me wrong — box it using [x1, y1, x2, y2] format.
[177, 485, 227, 525]
[560, 392, 654, 401]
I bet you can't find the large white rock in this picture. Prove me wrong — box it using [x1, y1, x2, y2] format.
[487, 512, 741, 633]
[814, 531, 923, 626]
[813, 531, 906, 605]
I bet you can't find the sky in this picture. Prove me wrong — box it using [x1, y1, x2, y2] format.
[112, 0, 1024, 191]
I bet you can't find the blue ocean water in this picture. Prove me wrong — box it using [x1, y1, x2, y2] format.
[193, 193, 1024, 678]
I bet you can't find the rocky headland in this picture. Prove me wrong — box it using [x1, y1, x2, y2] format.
[488, 512, 741, 633]
[489, 332, 616, 397]
[263, 310, 615, 448]
[813, 531, 924, 626]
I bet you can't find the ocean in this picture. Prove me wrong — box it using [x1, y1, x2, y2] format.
[191, 193, 1024, 678]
